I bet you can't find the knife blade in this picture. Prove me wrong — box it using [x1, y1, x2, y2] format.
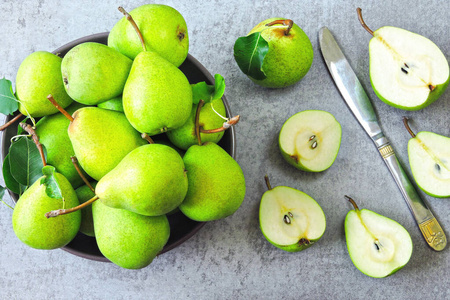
[319, 26, 446, 251]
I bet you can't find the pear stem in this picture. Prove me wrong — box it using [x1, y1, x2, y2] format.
[356, 8, 374, 36]
[402, 117, 416, 138]
[265, 19, 294, 35]
[195, 100, 205, 146]
[19, 122, 46, 166]
[45, 195, 99, 218]
[264, 175, 272, 190]
[141, 133, 155, 144]
[118, 6, 147, 52]
[200, 115, 241, 134]
[47, 95, 73, 122]
[0, 113, 23, 131]
[71, 156, 94, 192]
[345, 195, 360, 211]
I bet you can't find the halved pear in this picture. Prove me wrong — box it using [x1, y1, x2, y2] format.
[259, 176, 326, 252]
[408, 131, 450, 198]
[345, 197, 413, 278]
[279, 110, 341, 172]
[369, 26, 449, 110]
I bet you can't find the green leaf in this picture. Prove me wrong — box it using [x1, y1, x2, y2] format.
[191, 74, 226, 104]
[3, 154, 21, 194]
[40, 165, 63, 199]
[9, 136, 45, 187]
[0, 78, 19, 115]
[233, 32, 269, 80]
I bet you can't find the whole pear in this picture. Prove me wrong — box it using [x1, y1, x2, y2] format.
[16, 51, 73, 117]
[35, 102, 87, 188]
[68, 107, 146, 181]
[166, 98, 226, 150]
[95, 144, 188, 216]
[108, 4, 189, 66]
[92, 200, 170, 269]
[75, 182, 97, 237]
[246, 18, 313, 88]
[97, 96, 124, 112]
[12, 172, 81, 249]
[61, 42, 132, 105]
[180, 142, 246, 221]
[123, 51, 192, 135]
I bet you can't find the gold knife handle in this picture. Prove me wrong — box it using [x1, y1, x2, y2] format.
[377, 140, 447, 251]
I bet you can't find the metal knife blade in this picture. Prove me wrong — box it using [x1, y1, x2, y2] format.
[319, 26, 446, 251]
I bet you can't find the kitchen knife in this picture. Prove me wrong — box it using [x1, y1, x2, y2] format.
[319, 26, 446, 251]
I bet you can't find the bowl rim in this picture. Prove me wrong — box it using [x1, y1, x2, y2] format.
[1, 32, 236, 262]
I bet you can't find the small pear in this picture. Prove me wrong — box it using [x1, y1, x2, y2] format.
[92, 200, 170, 269]
[12, 172, 81, 249]
[75, 182, 97, 237]
[16, 51, 73, 117]
[95, 144, 188, 216]
[123, 51, 192, 135]
[108, 4, 189, 66]
[68, 107, 146, 181]
[166, 98, 226, 150]
[180, 142, 246, 221]
[61, 42, 132, 105]
[34, 102, 87, 188]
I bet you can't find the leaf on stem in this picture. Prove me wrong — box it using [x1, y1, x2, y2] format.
[40, 165, 63, 199]
[233, 32, 269, 80]
[0, 78, 19, 115]
[192, 74, 226, 104]
[9, 136, 46, 187]
[3, 154, 21, 194]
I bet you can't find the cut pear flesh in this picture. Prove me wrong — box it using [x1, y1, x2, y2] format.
[345, 209, 413, 278]
[260, 186, 326, 247]
[370, 26, 449, 108]
[408, 131, 450, 197]
[279, 110, 341, 172]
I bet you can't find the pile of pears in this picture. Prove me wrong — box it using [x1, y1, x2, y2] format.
[7, 4, 246, 269]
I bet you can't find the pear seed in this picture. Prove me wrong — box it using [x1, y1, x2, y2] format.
[311, 141, 318, 149]
[401, 67, 408, 74]
[283, 214, 291, 224]
[435, 164, 441, 172]
[288, 212, 293, 218]
[308, 135, 316, 141]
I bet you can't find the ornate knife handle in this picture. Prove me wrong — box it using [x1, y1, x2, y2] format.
[376, 137, 446, 251]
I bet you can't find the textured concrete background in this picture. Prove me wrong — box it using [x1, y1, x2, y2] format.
[0, 0, 449, 299]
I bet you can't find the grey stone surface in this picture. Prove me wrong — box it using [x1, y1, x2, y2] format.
[0, 0, 449, 299]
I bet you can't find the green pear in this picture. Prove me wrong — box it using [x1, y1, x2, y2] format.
[123, 51, 192, 135]
[35, 102, 87, 188]
[75, 182, 97, 237]
[279, 110, 342, 172]
[179, 142, 246, 221]
[108, 4, 189, 66]
[95, 144, 188, 216]
[92, 200, 170, 269]
[166, 98, 226, 150]
[245, 18, 313, 88]
[259, 176, 326, 252]
[97, 96, 124, 112]
[16, 51, 73, 117]
[68, 107, 146, 181]
[345, 197, 413, 278]
[61, 42, 132, 105]
[357, 10, 449, 110]
[12, 172, 81, 249]
[153, 138, 185, 157]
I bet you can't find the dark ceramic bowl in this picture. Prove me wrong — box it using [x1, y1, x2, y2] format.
[1, 32, 236, 262]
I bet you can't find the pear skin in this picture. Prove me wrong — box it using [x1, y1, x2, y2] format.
[75, 182, 97, 237]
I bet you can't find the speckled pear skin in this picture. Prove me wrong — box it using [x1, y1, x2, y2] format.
[61, 42, 132, 105]
[108, 4, 189, 66]
[180, 142, 246, 221]
[92, 200, 170, 269]
[35, 102, 87, 188]
[68, 107, 146, 181]
[12, 173, 81, 250]
[75, 182, 97, 237]
[166, 98, 226, 150]
[123, 51, 192, 135]
[95, 144, 188, 216]
[97, 96, 124, 112]
[16, 51, 73, 117]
